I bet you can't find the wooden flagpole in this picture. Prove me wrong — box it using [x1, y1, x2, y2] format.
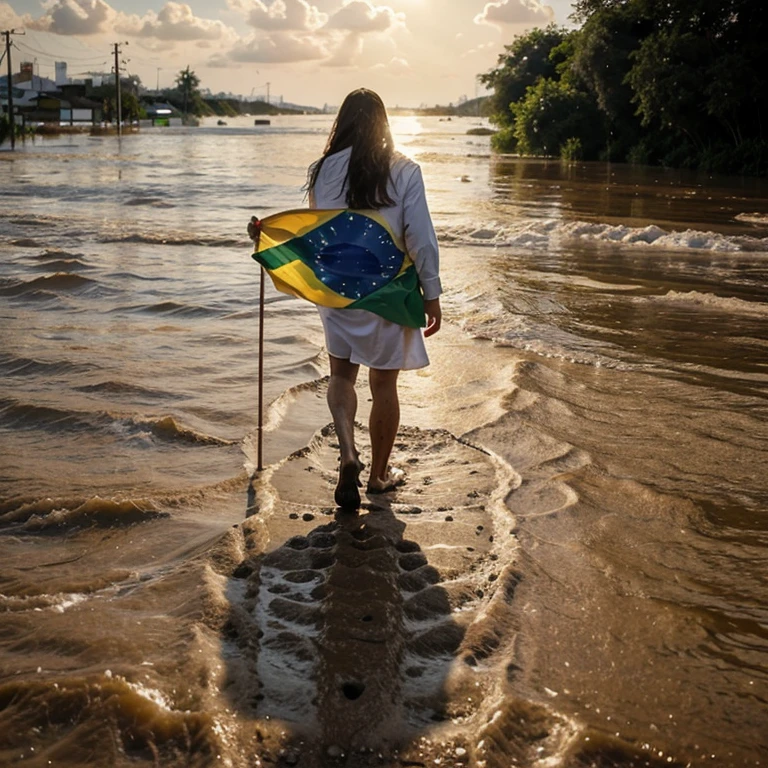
[257, 265, 265, 472]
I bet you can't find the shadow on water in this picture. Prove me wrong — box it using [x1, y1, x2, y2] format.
[222, 493, 462, 766]
[223, 423, 696, 768]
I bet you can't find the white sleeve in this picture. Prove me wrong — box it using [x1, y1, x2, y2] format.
[402, 165, 442, 300]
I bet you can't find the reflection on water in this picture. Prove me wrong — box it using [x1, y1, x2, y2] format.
[489, 155, 768, 234]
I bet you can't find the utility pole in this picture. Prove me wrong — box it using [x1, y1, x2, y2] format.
[3, 29, 16, 149]
[112, 42, 121, 136]
[112, 42, 127, 136]
[266, 81, 270, 105]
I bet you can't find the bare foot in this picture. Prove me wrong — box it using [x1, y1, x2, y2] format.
[366, 467, 405, 495]
[334, 458, 364, 509]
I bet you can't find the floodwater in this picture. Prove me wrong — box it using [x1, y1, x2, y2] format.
[1, 115, 767, 767]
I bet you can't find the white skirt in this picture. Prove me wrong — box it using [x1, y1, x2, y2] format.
[317, 306, 429, 370]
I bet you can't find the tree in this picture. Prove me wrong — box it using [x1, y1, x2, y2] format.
[0, 112, 10, 145]
[175, 66, 200, 117]
[479, 25, 572, 149]
[479, 0, 768, 174]
[512, 77, 605, 157]
[569, 3, 650, 159]
[626, 0, 768, 149]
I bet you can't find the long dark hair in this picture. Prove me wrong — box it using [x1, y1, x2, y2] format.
[307, 88, 395, 209]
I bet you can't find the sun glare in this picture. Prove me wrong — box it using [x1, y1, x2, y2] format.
[390, 116, 425, 158]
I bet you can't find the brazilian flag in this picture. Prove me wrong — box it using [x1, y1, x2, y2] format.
[251, 209, 425, 328]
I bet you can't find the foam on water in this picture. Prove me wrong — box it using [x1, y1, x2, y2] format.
[439, 218, 768, 253]
[640, 289, 768, 316]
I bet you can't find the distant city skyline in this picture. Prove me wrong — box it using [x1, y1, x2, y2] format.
[1, 0, 577, 107]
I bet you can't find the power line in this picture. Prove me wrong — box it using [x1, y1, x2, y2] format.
[12, 38, 109, 64]
[23, 28, 108, 63]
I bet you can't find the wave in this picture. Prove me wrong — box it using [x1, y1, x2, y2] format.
[0, 398, 89, 431]
[0, 591, 90, 613]
[735, 212, 768, 226]
[103, 271, 165, 282]
[0, 677, 219, 764]
[75, 380, 174, 399]
[640, 289, 768, 317]
[100, 233, 242, 247]
[449, 290, 624, 369]
[124, 196, 176, 208]
[118, 415, 236, 446]
[8, 217, 58, 227]
[0, 272, 103, 297]
[0, 397, 234, 445]
[33, 248, 88, 261]
[8, 238, 41, 248]
[0, 494, 168, 529]
[438, 218, 768, 253]
[31, 258, 92, 272]
[118, 300, 222, 317]
[0, 353, 91, 377]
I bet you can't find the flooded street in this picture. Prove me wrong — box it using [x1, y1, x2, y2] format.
[1, 116, 767, 766]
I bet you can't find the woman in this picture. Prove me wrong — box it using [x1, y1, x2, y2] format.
[307, 88, 442, 509]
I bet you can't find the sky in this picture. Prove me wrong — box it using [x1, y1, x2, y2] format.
[0, 0, 578, 107]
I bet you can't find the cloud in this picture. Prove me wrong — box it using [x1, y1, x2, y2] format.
[323, 24, 407, 70]
[227, 31, 328, 62]
[207, 52, 235, 68]
[322, 32, 363, 67]
[117, 2, 229, 41]
[474, 0, 555, 27]
[228, 0, 327, 31]
[27, 0, 113, 35]
[325, 1, 404, 33]
[370, 55, 409, 74]
[0, 2, 24, 28]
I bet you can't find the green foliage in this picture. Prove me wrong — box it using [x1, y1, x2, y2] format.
[490, 126, 518, 153]
[455, 97, 492, 118]
[480, 0, 768, 175]
[175, 67, 201, 115]
[512, 78, 605, 157]
[87, 81, 144, 122]
[175, 66, 200, 94]
[211, 100, 239, 118]
[0, 112, 9, 144]
[479, 25, 572, 130]
[560, 137, 583, 161]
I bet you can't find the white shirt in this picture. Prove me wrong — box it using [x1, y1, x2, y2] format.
[309, 147, 442, 301]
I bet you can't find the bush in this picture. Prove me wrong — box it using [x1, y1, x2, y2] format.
[560, 136, 583, 160]
[626, 140, 653, 165]
[490, 126, 518, 153]
[512, 78, 605, 158]
[698, 139, 768, 176]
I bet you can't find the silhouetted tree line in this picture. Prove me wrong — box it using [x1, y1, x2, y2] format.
[480, 0, 767, 175]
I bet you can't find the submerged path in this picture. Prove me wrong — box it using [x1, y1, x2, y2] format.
[223, 422, 543, 765]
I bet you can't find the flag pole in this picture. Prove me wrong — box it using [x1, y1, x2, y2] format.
[257, 264, 265, 472]
[249, 215, 265, 473]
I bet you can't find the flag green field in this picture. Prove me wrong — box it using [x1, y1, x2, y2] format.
[251, 209, 425, 328]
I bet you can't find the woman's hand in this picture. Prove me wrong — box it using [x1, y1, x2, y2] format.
[424, 297, 442, 338]
[247, 216, 261, 244]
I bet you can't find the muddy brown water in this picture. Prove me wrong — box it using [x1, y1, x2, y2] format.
[1, 117, 767, 766]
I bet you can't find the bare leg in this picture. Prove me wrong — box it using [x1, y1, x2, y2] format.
[367, 367, 401, 491]
[328, 356, 363, 508]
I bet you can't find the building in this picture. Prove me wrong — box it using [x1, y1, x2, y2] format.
[2, 60, 107, 126]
